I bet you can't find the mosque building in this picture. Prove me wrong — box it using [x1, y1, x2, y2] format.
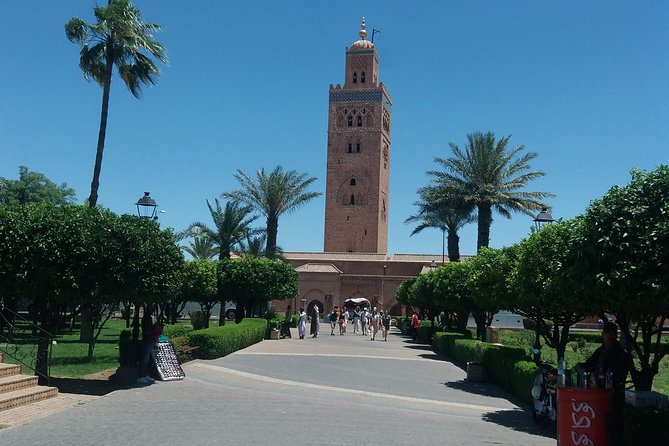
[276, 19, 447, 317]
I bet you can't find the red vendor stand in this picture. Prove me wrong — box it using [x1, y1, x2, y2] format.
[557, 386, 612, 446]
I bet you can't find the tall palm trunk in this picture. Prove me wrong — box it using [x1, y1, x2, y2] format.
[446, 230, 460, 262]
[265, 215, 279, 258]
[477, 203, 493, 252]
[87, 43, 114, 208]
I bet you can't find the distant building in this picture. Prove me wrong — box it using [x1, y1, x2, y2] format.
[275, 19, 452, 317]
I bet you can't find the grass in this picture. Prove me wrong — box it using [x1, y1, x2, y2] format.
[499, 329, 669, 395]
[1, 319, 129, 377]
[1, 318, 184, 378]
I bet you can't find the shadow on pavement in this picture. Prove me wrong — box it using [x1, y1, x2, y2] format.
[482, 408, 557, 440]
[50, 377, 117, 396]
[444, 378, 513, 399]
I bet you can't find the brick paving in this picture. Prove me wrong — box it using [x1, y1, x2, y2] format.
[0, 393, 96, 427]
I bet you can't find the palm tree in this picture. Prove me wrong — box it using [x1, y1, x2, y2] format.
[65, 0, 167, 208]
[429, 131, 553, 251]
[178, 199, 258, 260]
[222, 166, 321, 258]
[406, 186, 475, 263]
[181, 235, 218, 260]
[238, 233, 285, 259]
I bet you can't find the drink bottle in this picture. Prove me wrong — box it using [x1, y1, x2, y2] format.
[557, 358, 566, 387]
[606, 369, 613, 389]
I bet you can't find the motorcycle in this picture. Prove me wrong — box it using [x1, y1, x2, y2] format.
[531, 363, 557, 424]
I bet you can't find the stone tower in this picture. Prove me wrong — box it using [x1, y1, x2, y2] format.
[323, 18, 392, 253]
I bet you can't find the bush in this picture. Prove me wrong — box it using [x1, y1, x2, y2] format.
[186, 318, 266, 360]
[522, 317, 553, 333]
[416, 323, 435, 344]
[511, 361, 540, 405]
[162, 323, 192, 339]
[486, 345, 529, 390]
[433, 331, 472, 358]
[625, 406, 669, 445]
[189, 310, 208, 330]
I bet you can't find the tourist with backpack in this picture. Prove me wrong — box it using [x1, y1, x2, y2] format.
[329, 308, 338, 335]
[370, 307, 380, 341]
[360, 307, 368, 336]
[381, 310, 391, 341]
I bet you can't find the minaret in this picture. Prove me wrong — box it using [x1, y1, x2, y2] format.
[323, 18, 392, 253]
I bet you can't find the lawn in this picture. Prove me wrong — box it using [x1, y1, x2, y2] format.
[499, 329, 669, 396]
[1, 319, 131, 378]
[1, 318, 189, 378]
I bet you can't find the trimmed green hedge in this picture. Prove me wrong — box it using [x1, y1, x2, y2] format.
[118, 319, 268, 365]
[432, 331, 472, 359]
[625, 406, 669, 445]
[432, 330, 669, 437]
[186, 318, 267, 360]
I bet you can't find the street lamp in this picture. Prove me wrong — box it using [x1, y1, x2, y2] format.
[533, 207, 554, 231]
[530, 207, 554, 364]
[135, 192, 158, 220]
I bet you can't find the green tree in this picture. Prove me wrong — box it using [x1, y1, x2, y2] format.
[575, 166, 669, 390]
[468, 246, 518, 330]
[65, 0, 167, 208]
[223, 166, 321, 258]
[180, 199, 258, 261]
[395, 277, 417, 309]
[406, 186, 475, 263]
[0, 166, 76, 205]
[181, 260, 218, 329]
[0, 204, 183, 377]
[218, 257, 298, 323]
[181, 235, 219, 260]
[511, 219, 586, 362]
[429, 131, 552, 251]
[431, 262, 476, 333]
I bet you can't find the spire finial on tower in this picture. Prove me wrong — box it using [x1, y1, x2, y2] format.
[359, 17, 367, 40]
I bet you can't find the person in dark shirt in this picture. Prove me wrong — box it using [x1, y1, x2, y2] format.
[577, 321, 635, 446]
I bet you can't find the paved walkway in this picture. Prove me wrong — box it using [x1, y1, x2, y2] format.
[0, 328, 556, 445]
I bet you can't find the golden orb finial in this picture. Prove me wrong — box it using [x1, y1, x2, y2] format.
[359, 17, 367, 40]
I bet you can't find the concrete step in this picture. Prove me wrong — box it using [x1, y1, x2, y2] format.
[0, 374, 39, 394]
[0, 385, 58, 413]
[0, 363, 21, 378]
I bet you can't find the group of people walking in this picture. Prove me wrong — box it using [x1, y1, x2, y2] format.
[294, 305, 391, 341]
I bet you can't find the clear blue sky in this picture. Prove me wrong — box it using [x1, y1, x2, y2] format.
[1, 1, 667, 256]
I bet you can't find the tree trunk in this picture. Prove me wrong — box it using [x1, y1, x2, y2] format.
[447, 230, 460, 262]
[35, 301, 59, 385]
[218, 300, 226, 326]
[456, 311, 469, 332]
[265, 215, 279, 259]
[87, 41, 115, 208]
[473, 311, 486, 340]
[79, 303, 93, 343]
[476, 203, 493, 251]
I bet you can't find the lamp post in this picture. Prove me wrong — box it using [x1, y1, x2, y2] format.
[533, 207, 554, 231]
[135, 191, 158, 220]
[530, 207, 554, 363]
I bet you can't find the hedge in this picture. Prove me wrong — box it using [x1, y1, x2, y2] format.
[186, 318, 267, 360]
[118, 318, 268, 365]
[431, 330, 669, 437]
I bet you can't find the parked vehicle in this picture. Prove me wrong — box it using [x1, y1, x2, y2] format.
[531, 363, 557, 424]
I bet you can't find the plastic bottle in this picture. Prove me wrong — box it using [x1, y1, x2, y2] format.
[570, 368, 578, 387]
[606, 369, 613, 389]
[557, 358, 566, 387]
[581, 371, 588, 389]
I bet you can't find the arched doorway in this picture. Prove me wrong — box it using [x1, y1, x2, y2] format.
[306, 299, 324, 321]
